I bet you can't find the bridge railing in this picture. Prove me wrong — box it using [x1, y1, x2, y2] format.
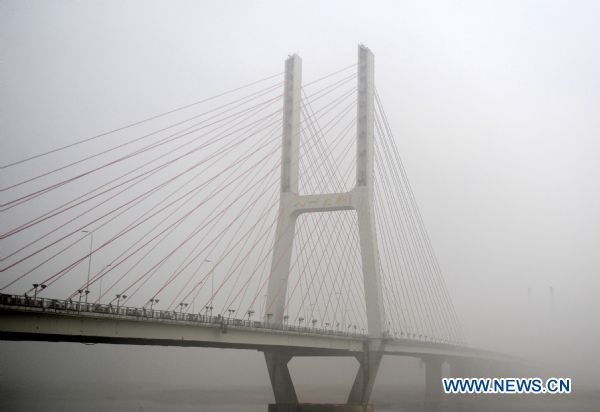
[0, 293, 367, 339]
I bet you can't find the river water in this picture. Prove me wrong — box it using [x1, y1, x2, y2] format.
[2, 383, 599, 411]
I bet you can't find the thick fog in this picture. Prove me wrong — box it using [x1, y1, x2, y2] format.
[1, 0, 599, 409]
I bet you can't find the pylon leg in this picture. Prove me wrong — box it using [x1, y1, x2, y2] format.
[264, 351, 298, 404]
[347, 341, 384, 404]
[423, 355, 444, 412]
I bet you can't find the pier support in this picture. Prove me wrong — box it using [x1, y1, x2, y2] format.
[423, 355, 445, 412]
[265, 351, 298, 404]
[347, 341, 384, 404]
[448, 358, 475, 412]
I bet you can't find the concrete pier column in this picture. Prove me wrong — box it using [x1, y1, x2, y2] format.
[265, 351, 298, 404]
[448, 358, 475, 412]
[423, 355, 444, 412]
[347, 341, 384, 404]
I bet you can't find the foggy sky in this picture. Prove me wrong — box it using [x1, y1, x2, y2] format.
[1, 0, 599, 397]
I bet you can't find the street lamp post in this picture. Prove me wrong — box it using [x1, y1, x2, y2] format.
[116, 294, 127, 314]
[81, 230, 94, 304]
[204, 259, 214, 310]
[32, 284, 46, 299]
[77, 289, 83, 312]
[179, 302, 188, 318]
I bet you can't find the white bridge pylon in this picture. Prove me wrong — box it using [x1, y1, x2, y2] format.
[264, 45, 385, 338]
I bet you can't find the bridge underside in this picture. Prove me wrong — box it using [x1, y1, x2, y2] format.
[0, 306, 507, 361]
[0, 306, 515, 412]
[0, 308, 362, 356]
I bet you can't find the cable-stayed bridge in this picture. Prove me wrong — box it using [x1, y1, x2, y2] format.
[0, 45, 512, 411]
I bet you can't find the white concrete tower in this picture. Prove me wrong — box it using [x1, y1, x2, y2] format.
[265, 45, 385, 339]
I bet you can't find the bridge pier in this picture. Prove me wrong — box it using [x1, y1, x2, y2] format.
[265, 342, 382, 412]
[265, 351, 298, 404]
[447, 358, 476, 412]
[347, 341, 383, 404]
[422, 355, 445, 412]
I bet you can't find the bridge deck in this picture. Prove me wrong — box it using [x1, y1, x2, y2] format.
[0, 294, 506, 362]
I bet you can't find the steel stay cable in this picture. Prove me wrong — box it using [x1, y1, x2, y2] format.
[373, 185, 416, 336]
[180, 71, 356, 324]
[371, 115, 433, 337]
[371, 129, 425, 337]
[373, 127, 434, 339]
[187, 190, 280, 315]
[376, 90, 464, 342]
[73, 131, 283, 301]
[300, 89, 412, 334]
[298, 167, 365, 329]
[297, 91, 366, 327]
[300, 88, 368, 326]
[298, 95, 364, 325]
[295, 134, 360, 326]
[302, 63, 356, 88]
[325, 211, 365, 329]
[301, 74, 356, 105]
[1, 111, 283, 273]
[276, 117, 363, 324]
[220, 91, 360, 316]
[374, 113, 452, 341]
[193, 98, 361, 317]
[82, 150, 282, 303]
[1, 95, 283, 211]
[162, 170, 281, 310]
[42, 135, 280, 298]
[243, 91, 360, 312]
[25, 126, 283, 295]
[2, 72, 283, 169]
[1, 92, 283, 238]
[284, 135, 366, 328]
[157, 134, 282, 311]
[216, 184, 281, 315]
[374, 104, 457, 342]
[1, 94, 283, 242]
[88, 134, 281, 305]
[230, 127, 356, 320]
[373, 185, 415, 336]
[374, 139, 441, 340]
[7, 125, 278, 293]
[160, 131, 281, 311]
[132, 165, 280, 309]
[265, 131, 357, 321]
[140, 127, 292, 304]
[76, 109, 284, 297]
[1, 82, 283, 193]
[370, 190, 408, 334]
[198, 72, 366, 316]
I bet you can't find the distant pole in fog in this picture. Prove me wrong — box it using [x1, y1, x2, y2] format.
[204, 259, 213, 308]
[81, 230, 94, 304]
